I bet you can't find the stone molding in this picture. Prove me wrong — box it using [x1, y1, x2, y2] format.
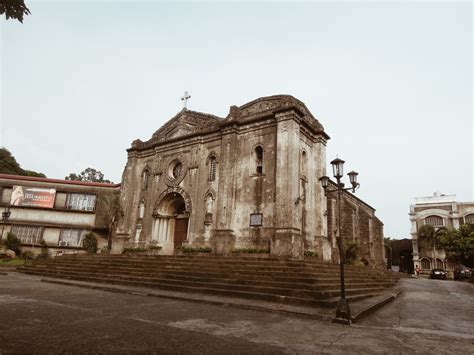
[154, 186, 193, 215]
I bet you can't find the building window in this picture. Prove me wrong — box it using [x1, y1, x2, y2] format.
[168, 160, 183, 180]
[59, 229, 88, 247]
[420, 258, 431, 270]
[465, 214, 474, 224]
[301, 150, 308, 178]
[142, 169, 150, 190]
[139, 201, 146, 219]
[254, 146, 263, 175]
[66, 193, 96, 211]
[425, 215, 444, 227]
[11, 224, 43, 245]
[209, 157, 217, 181]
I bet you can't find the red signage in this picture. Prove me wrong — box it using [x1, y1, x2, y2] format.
[10, 186, 56, 208]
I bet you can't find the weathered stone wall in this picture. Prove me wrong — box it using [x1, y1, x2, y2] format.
[326, 187, 385, 267]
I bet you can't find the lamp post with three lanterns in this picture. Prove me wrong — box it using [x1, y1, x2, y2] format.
[319, 157, 360, 325]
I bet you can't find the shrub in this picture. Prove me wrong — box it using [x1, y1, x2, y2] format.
[100, 246, 110, 254]
[82, 232, 98, 254]
[304, 250, 319, 258]
[149, 246, 162, 250]
[39, 239, 49, 259]
[232, 248, 270, 254]
[5, 232, 21, 256]
[177, 246, 212, 253]
[21, 250, 35, 261]
[344, 240, 359, 264]
[121, 247, 147, 254]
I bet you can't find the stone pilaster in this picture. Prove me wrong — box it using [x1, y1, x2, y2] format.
[272, 110, 304, 259]
[409, 207, 420, 268]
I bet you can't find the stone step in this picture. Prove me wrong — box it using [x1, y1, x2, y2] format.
[49, 255, 382, 272]
[21, 267, 388, 299]
[20, 269, 382, 308]
[20, 264, 395, 292]
[35, 255, 401, 273]
[53, 255, 402, 278]
[26, 265, 397, 290]
[35, 259, 391, 279]
[19, 255, 399, 309]
[28, 263, 394, 285]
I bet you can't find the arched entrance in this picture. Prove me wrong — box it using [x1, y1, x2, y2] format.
[152, 191, 190, 250]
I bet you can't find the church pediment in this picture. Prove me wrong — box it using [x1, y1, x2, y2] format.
[165, 124, 195, 139]
[151, 109, 223, 142]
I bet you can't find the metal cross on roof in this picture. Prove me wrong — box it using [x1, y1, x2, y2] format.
[181, 91, 191, 109]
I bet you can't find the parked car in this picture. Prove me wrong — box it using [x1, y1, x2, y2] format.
[429, 269, 447, 280]
[453, 266, 472, 281]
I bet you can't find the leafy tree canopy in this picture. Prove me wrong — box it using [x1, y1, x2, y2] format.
[437, 223, 474, 268]
[1, 0, 30, 23]
[65, 167, 113, 184]
[0, 147, 46, 177]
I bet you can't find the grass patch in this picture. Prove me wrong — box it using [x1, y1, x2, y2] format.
[1, 258, 27, 266]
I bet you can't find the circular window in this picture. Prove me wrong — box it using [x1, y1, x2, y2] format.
[172, 162, 182, 179]
[164, 158, 188, 187]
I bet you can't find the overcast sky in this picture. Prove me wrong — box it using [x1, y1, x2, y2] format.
[1, 1, 472, 239]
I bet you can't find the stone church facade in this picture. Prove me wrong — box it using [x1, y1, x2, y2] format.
[113, 95, 385, 266]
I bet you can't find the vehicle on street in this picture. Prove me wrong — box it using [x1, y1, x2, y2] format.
[453, 265, 472, 281]
[429, 269, 447, 280]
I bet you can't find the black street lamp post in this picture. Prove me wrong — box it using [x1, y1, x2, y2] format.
[1, 206, 12, 248]
[319, 158, 360, 325]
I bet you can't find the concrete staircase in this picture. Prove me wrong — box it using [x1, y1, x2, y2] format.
[18, 255, 402, 308]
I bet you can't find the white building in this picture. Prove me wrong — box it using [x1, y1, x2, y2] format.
[410, 192, 474, 273]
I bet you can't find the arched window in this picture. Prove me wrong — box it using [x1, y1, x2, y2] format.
[209, 156, 217, 181]
[435, 258, 444, 269]
[420, 258, 431, 270]
[301, 150, 308, 178]
[465, 214, 474, 224]
[254, 146, 263, 174]
[142, 169, 150, 190]
[425, 215, 444, 227]
[139, 200, 146, 219]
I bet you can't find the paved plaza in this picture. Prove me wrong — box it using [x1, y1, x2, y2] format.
[0, 272, 473, 354]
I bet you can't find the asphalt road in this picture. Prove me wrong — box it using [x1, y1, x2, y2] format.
[0, 272, 473, 354]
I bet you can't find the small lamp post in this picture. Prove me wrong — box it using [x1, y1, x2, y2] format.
[319, 158, 360, 325]
[0, 206, 12, 248]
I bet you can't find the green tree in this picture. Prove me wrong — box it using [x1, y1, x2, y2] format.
[417, 225, 450, 266]
[0, 148, 45, 177]
[438, 223, 474, 268]
[82, 232, 98, 254]
[1, 0, 30, 23]
[65, 167, 113, 184]
[97, 194, 121, 250]
[4, 232, 21, 255]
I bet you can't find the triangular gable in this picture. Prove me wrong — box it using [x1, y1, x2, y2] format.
[151, 110, 222, 141]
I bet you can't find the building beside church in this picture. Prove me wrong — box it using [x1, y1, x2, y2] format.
[0, 174, 120, 255]
[410, 192, 474, 274]
[114, 95, 385, 266]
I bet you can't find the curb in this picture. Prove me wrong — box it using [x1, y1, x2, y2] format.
[351, 289, 402, 323]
